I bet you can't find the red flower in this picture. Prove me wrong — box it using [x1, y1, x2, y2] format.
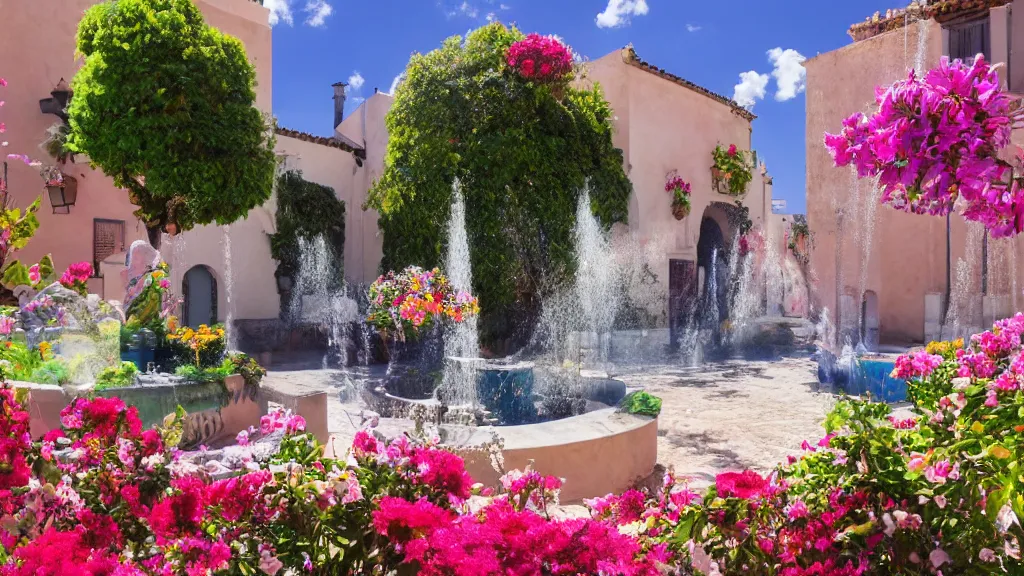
[715, 470, 767, 500]
[147, 476, 207, 541]
[727, 144, 738, 156]
[410, 446, 474, 499]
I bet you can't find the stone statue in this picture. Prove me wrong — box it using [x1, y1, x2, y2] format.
[122, 240, 162, 311]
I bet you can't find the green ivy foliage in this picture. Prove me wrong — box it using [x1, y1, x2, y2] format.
[270, 170, 346, 283]
[366, 23, 631, 346]
[618, 391, 663, 417]
[66, 0, 277, 236]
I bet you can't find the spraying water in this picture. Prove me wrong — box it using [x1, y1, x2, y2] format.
[438, 180, 480, 407]
[222, 225, 236, 350]
[763, 225, 784, 317]
[293, 235, 357, 368]
[573, 187, 621, 367]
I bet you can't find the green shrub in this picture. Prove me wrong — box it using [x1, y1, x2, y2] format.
[94, 361, 139, 391]
[619, 391, 662, 417]
[28, 359, 71, 386]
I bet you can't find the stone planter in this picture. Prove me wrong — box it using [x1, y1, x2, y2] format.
[384, 326, 445, 399]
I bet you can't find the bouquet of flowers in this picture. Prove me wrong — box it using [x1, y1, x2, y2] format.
[366, 266, 479, 341]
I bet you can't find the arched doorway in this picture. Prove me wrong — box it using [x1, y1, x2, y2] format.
[182, 265, 218, 328]
[696, 216, 729, 330]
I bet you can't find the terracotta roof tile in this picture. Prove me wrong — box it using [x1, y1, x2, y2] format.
[848, 0, 1010, 42]
[621, 46, 756, 122]
[274, 127, 366, 159]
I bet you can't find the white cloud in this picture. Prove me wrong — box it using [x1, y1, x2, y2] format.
[732, 70, 769, 110]
[500, 3, 510, 8]
[387, 73, 406, 95]
[264, 0, 293, 26]
[596, 0, 649, 29]
[767, 47, 807, 101]
[445, 1, 478, 18]
[686, 23, 701, 32]
[348, 72, 365, 91]
[303, 0, 332, 27]
[486, 11, 496, 21]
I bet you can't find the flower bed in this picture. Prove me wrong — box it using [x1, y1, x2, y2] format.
[3, 315, 1023, 574]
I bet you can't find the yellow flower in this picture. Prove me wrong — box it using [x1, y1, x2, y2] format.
[39, 341, 52, 361]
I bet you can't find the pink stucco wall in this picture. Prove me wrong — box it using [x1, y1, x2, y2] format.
[806, 7, 1024, 344]
[0, 0, 336, 322]
[585, 49, 774, 292]
[337, 92, 391, 284]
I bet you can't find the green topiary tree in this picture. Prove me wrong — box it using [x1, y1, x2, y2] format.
[366, 23, 631, 347]
[270, 170, 346, 288]
[66, 0, 277, 245]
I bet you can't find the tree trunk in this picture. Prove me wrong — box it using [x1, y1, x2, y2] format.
[147, 224, 162, 250]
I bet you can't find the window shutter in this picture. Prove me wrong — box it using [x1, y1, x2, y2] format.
[93, 219, 125, 273]
[949, 18, 990, 62]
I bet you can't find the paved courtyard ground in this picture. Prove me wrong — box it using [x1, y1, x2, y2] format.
[263, 354, 835, 488]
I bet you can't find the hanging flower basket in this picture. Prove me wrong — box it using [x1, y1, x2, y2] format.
[665, 175, 692, 221]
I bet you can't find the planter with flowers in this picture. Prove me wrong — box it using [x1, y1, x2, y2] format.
[665, 175, 691, 220]
[711, 144, 753, 197]
[788, 220, 810, 265]
[366, 266, 480, 398]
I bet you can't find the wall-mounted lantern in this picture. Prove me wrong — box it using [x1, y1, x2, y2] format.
[41, 166, 77, 214]
[38, 79, 72, 121]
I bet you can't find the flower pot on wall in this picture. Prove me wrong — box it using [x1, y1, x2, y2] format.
[711, 167, 730, 195]
[671, 202, 690, 221]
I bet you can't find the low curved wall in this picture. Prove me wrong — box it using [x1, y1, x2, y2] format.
[453, 409, 658, 503]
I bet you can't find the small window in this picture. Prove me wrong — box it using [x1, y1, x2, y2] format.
[947, 17, 990, 63]
[93, 219, 126, 274]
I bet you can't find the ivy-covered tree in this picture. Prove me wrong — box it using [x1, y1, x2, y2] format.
[366, 23, 631, 346]
[66, 0, 277, 245]
[270, 170, 345, 289]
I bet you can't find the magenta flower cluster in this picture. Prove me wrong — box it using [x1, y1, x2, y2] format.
[59, 261, 93, 297]
[505, 33, 573, 83]
[824, 56, 1024, 237]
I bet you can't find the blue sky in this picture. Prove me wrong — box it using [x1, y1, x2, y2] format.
[269, 0, 901, 215]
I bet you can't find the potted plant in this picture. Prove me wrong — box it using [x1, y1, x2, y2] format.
[788, 219, 810, 264]
[665, 175, 691, 220]
[366, 266, 479, 398]
[711, 144, 753, 196]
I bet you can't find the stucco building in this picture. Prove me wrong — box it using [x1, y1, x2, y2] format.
[0, 0, 383, 351]
[586, 47, 805, 341]
[806, 0, 1024, 347]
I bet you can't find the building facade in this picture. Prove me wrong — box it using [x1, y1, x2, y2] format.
[806, 0, 1024, 346]
[0, 0, 382, 351]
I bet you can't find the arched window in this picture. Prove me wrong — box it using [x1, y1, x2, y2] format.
[182, 265, 218, 328]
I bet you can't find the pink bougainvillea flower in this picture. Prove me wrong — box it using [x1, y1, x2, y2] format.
[825, 56, 1024, 238]
[715, 470, 767, 500]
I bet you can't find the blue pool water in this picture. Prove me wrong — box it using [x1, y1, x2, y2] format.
[843, 358, 907, 403]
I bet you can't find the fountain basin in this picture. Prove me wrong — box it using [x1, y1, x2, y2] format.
[449, 409, 658, 503]
[17, 375, 261, 449]
[818, 353, 907, 403]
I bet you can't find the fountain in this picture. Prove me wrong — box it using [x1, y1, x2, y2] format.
[291, 235, 359, 367]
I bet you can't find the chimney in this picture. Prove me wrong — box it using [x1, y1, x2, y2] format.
[332, 81, 347, 130]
